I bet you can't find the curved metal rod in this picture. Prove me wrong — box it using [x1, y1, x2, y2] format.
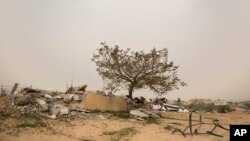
[213, 119, 229, 131]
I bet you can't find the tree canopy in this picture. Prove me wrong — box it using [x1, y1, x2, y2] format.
[92, 42, 186, 98]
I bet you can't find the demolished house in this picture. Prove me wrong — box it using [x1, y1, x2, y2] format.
[1, 84, 132, 120]
[0, 83, 193, 121]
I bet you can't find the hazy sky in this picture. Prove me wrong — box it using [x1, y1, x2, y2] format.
[0, 0, 249, 101]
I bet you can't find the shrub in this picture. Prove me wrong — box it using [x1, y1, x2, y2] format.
[216, 105, 232, 113]
[109, 111, 130, 119]
[191, 104, 215, 113]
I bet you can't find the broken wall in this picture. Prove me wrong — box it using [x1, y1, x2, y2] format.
[82, 91, 127, 111]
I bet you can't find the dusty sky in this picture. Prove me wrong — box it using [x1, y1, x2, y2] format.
[0, 0, 249, 101]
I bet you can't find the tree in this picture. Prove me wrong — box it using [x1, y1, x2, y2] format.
[91, 42, 186, 99]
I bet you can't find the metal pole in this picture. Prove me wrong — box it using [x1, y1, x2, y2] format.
[189, 112, 193, 134]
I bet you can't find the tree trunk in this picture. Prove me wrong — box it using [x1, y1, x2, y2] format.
[128, 86, 134, 99]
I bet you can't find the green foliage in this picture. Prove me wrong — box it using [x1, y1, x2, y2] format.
[109, 111, 130, 119]
[89, 109, 102, 113]
[89, 110, 130, 119]
[14, 113, 47, 128]
[15, 122, 47, 128]
[191, 105, 215, 113]
[236, 101, 250, 110]
[146, 118, 159, 124]
[0, 113, 10, 120]
[190, 104, 232, 113]
[243, 103, 250, 109]
[104, 127, 137, 141]
[92, 42, 186, 98]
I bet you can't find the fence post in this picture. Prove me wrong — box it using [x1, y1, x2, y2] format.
[0, 85, 2, 96]
[10, 83, 19, 106]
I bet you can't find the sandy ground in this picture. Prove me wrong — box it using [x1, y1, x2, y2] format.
[0, 109, 250, 141]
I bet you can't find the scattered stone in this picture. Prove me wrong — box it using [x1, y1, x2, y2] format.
[63, 94, 74, 102]
[98, 114, 112, 120]
[152, 104, 162, 110]
[139, 109, 160, 118]
[36, 98, 46, 106]
[15, 95, 31, 106]
[74, 91, 84, 95]
[178, 108, 189, 113]
[132, 116, 145, 121]
[71, 107, 89, 113]
[47, 115, 57, 119]
[44, 94, 52, 99]
[130, 110, 149, 118]
[36, 98, 49, 111]
[49, 107, 60, 115]
[2, 84, 165, 121]
[72, 94, 81, 101]
[99, 115, 105, 120]
[54, 105, 69, 115]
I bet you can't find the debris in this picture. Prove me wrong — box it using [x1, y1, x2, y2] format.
[54, 95, 63, 99]
[63, 94, 74, 102]
[130, 110, 149, 118]
[152, 104, 162, 110]
[71, 107, 89, 113]
[54, 105, 69, 115]
[66, 85, 87, 94]
[10, 83, 19, 106]
[49, 106, 60, 115]
[132, 116, 145, 121]
[47, 115, 57, 119]
[1, 83, 164, 121]
[139, 109, 160, 118]
[152, 103, 189, 112]
[36, 98, 46, 106]
[72, 94, 81, 101]
[10, 83, 19, 95]
[14, 95, 31, 106]
[44, 94, 52, 99]
[21, 87, 41, 93]
[172, 112, 229, 138]
[36, 98, 49, 111]
[127, 96, 148, 110]
[163, 104, 181, 111]
[178, 108, 189, 113]
[82, 91, 127, 111]
[99, 115, 105, 120]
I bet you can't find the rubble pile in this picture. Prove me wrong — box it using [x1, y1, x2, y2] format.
[126, 96, 151, 110]
[150, 97, 189, 112]
[129, 109, 160, 120]
[0, 83, 181, 121]
[0, 85, 102, 119]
